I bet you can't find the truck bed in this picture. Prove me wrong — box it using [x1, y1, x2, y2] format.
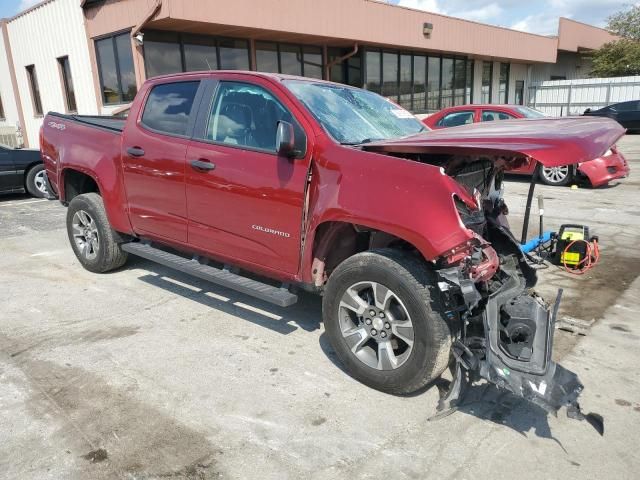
[48, 112, 125, 133]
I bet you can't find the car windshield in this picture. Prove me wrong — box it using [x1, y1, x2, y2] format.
[284, 80, 426, 145]
[514, 106, 547, 118]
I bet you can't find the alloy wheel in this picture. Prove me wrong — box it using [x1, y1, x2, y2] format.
[338, 281, 414, 370]
[71, 210, 100, 260]
[34, 170, 48, 194]
[541, 165, 569, 184]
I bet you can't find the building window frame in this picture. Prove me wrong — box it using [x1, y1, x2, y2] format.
[57, 56, 77, 113]
[255, 40, 323, 79]
[515, 80, 525, 105]
[0, 93, 5, 120]
[95, 30, 137, 106]
[25, 64, 43, 117]
[481, 61, 493, 104]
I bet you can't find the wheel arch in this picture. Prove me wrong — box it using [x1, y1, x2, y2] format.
[304, 219, 428, 287]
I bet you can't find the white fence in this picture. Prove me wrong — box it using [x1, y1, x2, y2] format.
[527, 76, 640, 117]
[0, 126, 20, 148]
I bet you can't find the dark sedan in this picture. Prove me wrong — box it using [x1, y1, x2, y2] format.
[584, 100, 640, 132]
[0, 144, 48, 197]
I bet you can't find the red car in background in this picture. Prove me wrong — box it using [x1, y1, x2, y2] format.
[423, 104, 630, 187]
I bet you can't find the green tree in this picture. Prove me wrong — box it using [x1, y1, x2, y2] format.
[590, 4, 640, 77]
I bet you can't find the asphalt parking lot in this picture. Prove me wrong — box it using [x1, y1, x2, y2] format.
[1, 136, 640, 480]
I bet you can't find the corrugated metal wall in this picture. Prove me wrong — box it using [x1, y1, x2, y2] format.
[528, 76, 640, 116]
[7, 0, 98, 147]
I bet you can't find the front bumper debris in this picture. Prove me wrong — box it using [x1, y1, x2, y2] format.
[434, 266, 604, 435]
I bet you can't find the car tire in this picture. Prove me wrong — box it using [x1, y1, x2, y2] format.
[25, 164, 48, 198]
[66, 193, 128, 273]
[322, 248, 452, 395]
[538, 164, 573, 186]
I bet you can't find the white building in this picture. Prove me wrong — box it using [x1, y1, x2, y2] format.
[0, 0, 98, 148]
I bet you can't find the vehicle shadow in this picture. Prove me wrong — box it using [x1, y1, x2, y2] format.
[129, 256, 571, 443]
[129, 256, 323, 335]
[0, 193, 32, 202]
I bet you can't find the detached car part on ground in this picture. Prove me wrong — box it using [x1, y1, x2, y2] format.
[422, 104, 630, 187]
[40, 73, 623, 434]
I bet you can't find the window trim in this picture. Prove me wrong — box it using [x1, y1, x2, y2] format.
[95, 30, 137, 106]
[25, 64, 43, 117]
[57, 56, 77, 114]
[191, 79, 307, 158]
[138, 80, 205, 140]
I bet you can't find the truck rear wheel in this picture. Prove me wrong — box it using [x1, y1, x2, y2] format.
[66, 193, 128, 273]
[323, 249, 452, 395]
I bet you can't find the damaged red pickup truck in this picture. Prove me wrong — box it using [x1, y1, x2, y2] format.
[41, 72, 623, 430]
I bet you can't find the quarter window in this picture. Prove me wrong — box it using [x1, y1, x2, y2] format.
[437, 111, 474, 127]
[141, 81, 200, 136]
[205, 82, 302, 153]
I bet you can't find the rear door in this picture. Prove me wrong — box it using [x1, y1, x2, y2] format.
[121, 80, 204, 243]
[0, 145, 17, 192]
[184, 77, 312, 275]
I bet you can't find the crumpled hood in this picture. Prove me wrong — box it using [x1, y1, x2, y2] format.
[362, 117, 625, 168]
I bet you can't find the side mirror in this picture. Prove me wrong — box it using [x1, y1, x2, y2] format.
[276, 121, 296, 157]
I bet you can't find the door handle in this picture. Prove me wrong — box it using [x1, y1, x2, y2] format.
[127, 146, 145, 157]
[191, 159, 215, 172]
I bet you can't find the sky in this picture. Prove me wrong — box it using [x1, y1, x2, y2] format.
[0, 0, 631, 35]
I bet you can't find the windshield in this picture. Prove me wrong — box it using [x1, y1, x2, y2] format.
[284, 80, 425, 144]
[514, 106, 548, 118]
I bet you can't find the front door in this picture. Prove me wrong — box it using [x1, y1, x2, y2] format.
[121, 80, 202, 243]
[185, 79, 311, 275]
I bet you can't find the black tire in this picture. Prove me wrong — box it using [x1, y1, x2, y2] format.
[66, 193, 128, 273]
[25, 164, 47, 198]
[538, 164, 573, 187]
[323, 249, 452, 395]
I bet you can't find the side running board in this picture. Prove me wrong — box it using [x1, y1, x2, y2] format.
[121, 242, 298, 307]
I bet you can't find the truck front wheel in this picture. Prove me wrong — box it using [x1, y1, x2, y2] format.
[323, 249, 452, 395]
[66, 193, 128, 273]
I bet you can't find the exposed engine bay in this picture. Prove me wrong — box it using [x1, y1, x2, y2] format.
[404, 154, 603, 433]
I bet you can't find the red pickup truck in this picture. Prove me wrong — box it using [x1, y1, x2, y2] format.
[41, 71, 622, 426]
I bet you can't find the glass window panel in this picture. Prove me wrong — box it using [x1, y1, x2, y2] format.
[218, 39, 249, 70]
[441, 58, 454, 108]
[256, 41, 279, 73]
[183, 36, 218, 71]
[438, 111, 474, 127]
[382, 52, 398, 99]
[499, 63, 510, 104]
[26, 65, 43, 115]
[280, 44, 302, 76]
[0, 94, 4, 119]
[398, 54, 412, 110]
[412, 55, 426, 113]
[515, 80, 524, 105]
[481, 110, 515, 122]
[427, 57, 440, 111]
[302, 46, 322, 79]
[141, 81, 200, 135]
[114, 33, 137, 102]
[453, 58, 466, 106]
[347, 54, 362, 87]
[96, 37, 120, 104]
[481, 61, 492, 103]
[58, 56, 77, 112]
[365, 50, 381, 93]
[145, 40, 183, 78]
[328, 48, 345, 83]
[466, 60, 473, 104]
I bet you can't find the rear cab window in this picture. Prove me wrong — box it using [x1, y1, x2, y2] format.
[437, 111, 475, 127]
[141, 81, 201, 136]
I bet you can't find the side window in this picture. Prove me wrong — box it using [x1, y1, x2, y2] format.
[206, 81, 305, 153]
[481, 110, 515, 122]
[141, 81, 200, 136]
[437, 111, 474, 127]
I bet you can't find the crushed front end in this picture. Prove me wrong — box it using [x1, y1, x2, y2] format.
[434, 159, 603, 434]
